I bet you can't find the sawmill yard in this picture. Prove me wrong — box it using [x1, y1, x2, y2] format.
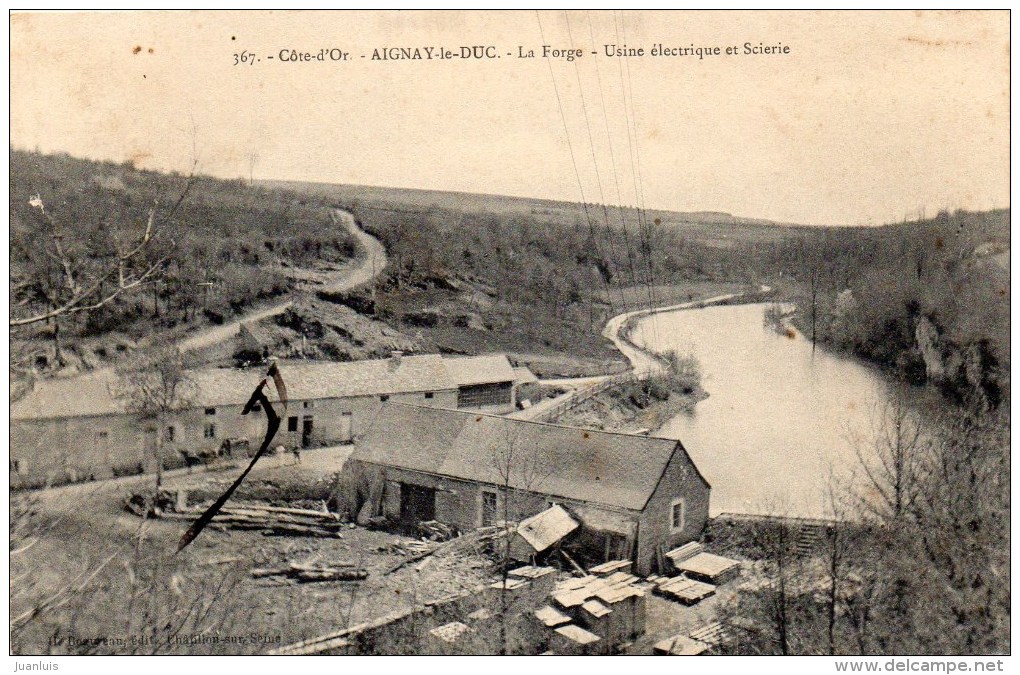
[11, 448, 498, 655]
[13, 444, 759, 656]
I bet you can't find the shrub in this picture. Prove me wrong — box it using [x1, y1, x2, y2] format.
[662, 349, 702, 395]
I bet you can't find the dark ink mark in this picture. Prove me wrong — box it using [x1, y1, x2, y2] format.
[132, 45, 142, 54]
[148, 47, 154, 54]
[177, 363, 287, 552]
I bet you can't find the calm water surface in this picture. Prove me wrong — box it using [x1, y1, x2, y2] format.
[636, 303, 891, 519]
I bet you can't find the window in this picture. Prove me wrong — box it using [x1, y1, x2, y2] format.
[204, 423, 217, 439]
[97, 431, 109, 440]
[480, 491, 498, 527]
[424, 392, 434, 399]
[164, 426, 175, 442]
[303, 401, 313, 409]
[670, 498, 686, 532]
[380, 395, 390, 402]
[205, 407, 216, 416]
[288, 416, 298, 432]
[457, 383, 512, 408]
[10, 459, 21, 473]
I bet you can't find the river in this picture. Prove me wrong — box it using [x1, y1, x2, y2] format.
[635, 302, 891, 519]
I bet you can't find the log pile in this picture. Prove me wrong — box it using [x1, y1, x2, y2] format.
[251, 561, 368, 583]
[418, 520, 456, 541]
[160, 501, 346, 539]
[384, 525, 508, 575]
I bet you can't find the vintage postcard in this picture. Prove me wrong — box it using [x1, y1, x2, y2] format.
[8, 10, 1009, 663]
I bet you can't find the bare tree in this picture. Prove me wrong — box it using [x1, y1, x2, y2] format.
[115, 343, 198, 497]
[10, 168, 195, 329]
[849, 389, 927, 522]
[489, 424, 546, 655]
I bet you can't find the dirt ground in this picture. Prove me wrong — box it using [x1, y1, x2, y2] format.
[10, 447, 497, 655]
[12, 444, 745, 655]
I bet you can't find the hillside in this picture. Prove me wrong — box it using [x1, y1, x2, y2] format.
[10, 150, 361, 373]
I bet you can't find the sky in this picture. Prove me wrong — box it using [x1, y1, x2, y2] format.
[9, 10, 1010, 226]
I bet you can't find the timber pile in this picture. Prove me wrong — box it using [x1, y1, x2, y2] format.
[675, 552, 742, 585]
[161, 502, 346, 539]
[651, 575, 716, 606]
[663, 542, 704, 573]
[251, 561, 368, 583]
[378, 540, 437, 557]
[688, 621, 727, 649]
[418, 520, 456, 541]
[384, 525, 508, 575]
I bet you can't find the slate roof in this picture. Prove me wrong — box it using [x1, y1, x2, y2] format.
[12, 354, 529, 422]
[9, 371, 124, 420]
[443, 354, 515, 387]
[11, 355, 456, 421]
[351, 403, 694, 511]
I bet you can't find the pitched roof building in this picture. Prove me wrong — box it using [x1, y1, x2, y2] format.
[11, 354, 523, 487]
[342, 403, 711, 575]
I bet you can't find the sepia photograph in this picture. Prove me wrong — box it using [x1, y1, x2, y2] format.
[7, 9, 1010, 664]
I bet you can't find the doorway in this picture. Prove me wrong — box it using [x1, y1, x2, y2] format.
[302, 416, 314, 448]
[338, 411, 353, 443]
[399, 483, 436, 533]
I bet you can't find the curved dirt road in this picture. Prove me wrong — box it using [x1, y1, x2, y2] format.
[179, 209, 386, 353]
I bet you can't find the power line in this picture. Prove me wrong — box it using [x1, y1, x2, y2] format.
[535, 10, 616, 319]
[564, 11, 627, 315]
[586, 10, 640, 292]
[614, 10, 661, 348]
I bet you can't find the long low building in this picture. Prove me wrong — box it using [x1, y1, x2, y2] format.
[11, 353, 525, 487]
[340, 403, 711, 575]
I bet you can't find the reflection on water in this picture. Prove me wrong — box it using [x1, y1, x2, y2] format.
[637, 303, 890, 519]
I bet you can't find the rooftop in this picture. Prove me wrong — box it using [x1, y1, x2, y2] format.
[350, 403, 698, 511]
[443, 354, 515, 387]
[11, 354, 516, 422]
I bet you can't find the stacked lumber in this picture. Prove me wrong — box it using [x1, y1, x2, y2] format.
[675, 552, 742, 585]
[589, 560, 633, 576]
[653, 634, 710, 656]
[688, 621, 727, 649]
[161, 502, 346, 539]
[251, 561, 368, 583]
[664, 542, 704, 573]
[653, 575, 716, 606]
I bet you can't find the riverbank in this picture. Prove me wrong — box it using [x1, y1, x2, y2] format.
[554, 382, 707, 435]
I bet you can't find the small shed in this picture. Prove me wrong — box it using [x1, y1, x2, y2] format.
[510, 505, 580, 562]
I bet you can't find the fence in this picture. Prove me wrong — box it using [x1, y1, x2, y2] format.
[532, 372, 639, 423]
